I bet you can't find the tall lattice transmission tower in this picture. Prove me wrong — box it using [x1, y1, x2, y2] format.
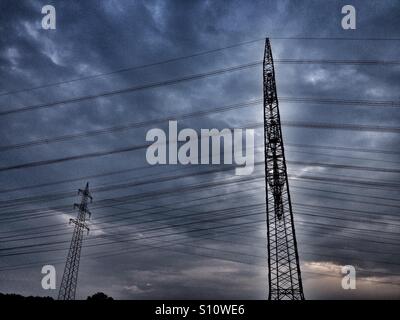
[263, 38, 305, 300]
[58, 182, 92, 300]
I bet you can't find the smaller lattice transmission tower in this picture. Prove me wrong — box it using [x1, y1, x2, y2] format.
[58, 182, 92, 300]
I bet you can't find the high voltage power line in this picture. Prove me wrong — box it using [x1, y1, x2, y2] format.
[2, 177, 399, 244]
[2, 193, 400, 243]
[1, 59, 399, 117]
[287, 149, 400, 165]
[2, 178, 399, 238]
[1, 186, 398, 286]
[0, 62, 260, 116]
[1, 212, 398, 288]
[2, 199, 400, 249]
[1, 97, 399, 153]
[0, 37, 268, 98]
[1, 119, 400, 173]
[1, 176, 399, 247]
[0, 168, 396, 238]
[1, 35, 399, 98]
[1, 228, 399, 289]
[2, 219, 399, 265]
[1, 157, 399, 213]
[1, 208, 399, 267]
[0, 177, 397, 227]
[0, 140, 398, 197]
[1, 34, 400, 98]
[2, 164, 400, 217]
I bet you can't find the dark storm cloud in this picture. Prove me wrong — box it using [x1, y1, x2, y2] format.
[0, 0, 399, 299]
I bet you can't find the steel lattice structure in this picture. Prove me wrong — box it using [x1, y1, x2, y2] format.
[263, 38, 305, 300]
[58, 182, 92, 300]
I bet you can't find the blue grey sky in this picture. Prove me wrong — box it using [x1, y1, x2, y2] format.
[0, 0, 399, 299]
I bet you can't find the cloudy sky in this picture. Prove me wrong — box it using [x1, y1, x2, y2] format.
[0, 0, 399, 299]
